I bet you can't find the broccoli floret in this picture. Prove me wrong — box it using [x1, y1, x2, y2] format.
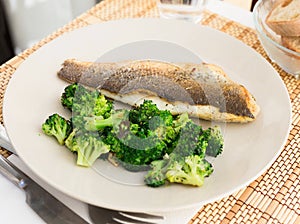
[61, 83, 78, 111]
[84, 110, 128, 132]
[103, 129, 122, 150]
[84, 100, 176, 167]
[172, 121, 207, 158]
[172, 116, 223, 158]
[166, 155, 213, 187]
[129, 100, 160, 130]
[112, 101, 175, 166]
[144, 151, 188, 187]
[42, 113, 72, 145]
[65, 132, 110, 167]
[45, 83, 224, 188]
[76, 135, 110, 167]
[106, 122, 168, 166]
[203, 126, 224, 157]
[151, 110, 175, 143]
[172, 112, 190, 133]
[128, 100, 174, 137]
[144, 158, 169, 187]
[70, 84, 113, 128]
[149, 109, 173, 130]
[93, 93, 113, 118]
[115, 134, 167, 165]
[144, 119, 220, 187]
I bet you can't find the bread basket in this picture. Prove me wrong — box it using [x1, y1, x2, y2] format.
[253, 0, 300, 77]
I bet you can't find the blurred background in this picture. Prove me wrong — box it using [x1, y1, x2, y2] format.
[0, 0, 256, 64]
[0, 0, 100, 64]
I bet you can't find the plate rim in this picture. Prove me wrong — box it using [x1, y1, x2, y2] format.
[3, 18, 292, 212]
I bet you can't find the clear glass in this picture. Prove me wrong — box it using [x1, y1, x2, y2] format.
[253, 0, 300, 78]
[157, 0, 207, 23]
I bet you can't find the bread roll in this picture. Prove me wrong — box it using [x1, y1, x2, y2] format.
[266, 0, 300, 36]
[281, 36, 300, 53]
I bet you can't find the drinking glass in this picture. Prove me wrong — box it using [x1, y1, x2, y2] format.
[157, 0, 208, 23]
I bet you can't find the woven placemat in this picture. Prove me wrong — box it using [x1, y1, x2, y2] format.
[0, 1, 299, 223]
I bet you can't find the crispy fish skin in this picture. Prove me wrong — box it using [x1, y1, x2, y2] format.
[57, 59, 260, 123]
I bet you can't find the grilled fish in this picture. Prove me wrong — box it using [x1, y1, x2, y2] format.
[57, 59, 260, 123]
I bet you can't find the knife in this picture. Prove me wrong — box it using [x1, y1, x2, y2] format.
[0, 153, 89, 224]
[0, 124, 16, 154]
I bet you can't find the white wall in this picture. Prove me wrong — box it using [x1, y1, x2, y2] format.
[3, 0, 96, 53]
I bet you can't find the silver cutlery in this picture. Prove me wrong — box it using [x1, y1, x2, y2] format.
[0, 123, 16, 154]
[0, 123, 164, 224]
[0, 154, 89, 224]
[88, 204, 164, 224]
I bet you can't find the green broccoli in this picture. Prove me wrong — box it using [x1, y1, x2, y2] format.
[172, 120, 207, 158]
[115, 134, 167, 166]
[64, 128, 78, 152]
[65, 84, 113, 128]
[42, 113, 72, 145]
[166, 155, 213, 187]
[43, 84, 224, 188]
[129, 100, 160, 130]
[83, 100, 176, 167]
[151, 110, 176, 146]
[128, 107, 176, 158]
[118, 101, 176, 165]
[92, 93, 113, 118]
[144, 118, 221, 187]
[65, 131, 110, 167]
[104, 124, 168, 166]
[84, 110, 128, 132]
[144, 158, 169, 187]
[128, 101, 173, 136]
[61, 83, 78, 111]
[172, 112, 190, 133]
[203, 126, 224, 157]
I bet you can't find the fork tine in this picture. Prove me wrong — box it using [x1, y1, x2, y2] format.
[120, 212, 164, 220]
[113, 214, 157, 224]
[88, 204, 163, 224]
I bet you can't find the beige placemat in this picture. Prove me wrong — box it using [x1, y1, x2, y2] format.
[0, 1, 299, 223]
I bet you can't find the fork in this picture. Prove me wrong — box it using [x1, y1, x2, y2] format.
[88, 204, 164, 224]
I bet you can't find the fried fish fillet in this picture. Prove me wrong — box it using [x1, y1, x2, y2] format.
[57, 59, 260, 123]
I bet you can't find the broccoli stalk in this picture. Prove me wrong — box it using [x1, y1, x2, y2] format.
[76, 135, 110, 167]
[166, 155, 213, 187]
[64, 128, 77, 152]
[42, 113, 72, 145]
[61, 83, 113, 128]
[65, 131, 110, 167]
[84, 110, 128, 132]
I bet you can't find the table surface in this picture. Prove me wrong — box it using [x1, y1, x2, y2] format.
[0, 1, 299, 224]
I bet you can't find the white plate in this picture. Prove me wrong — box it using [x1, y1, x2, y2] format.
[3, 18, 291, 212]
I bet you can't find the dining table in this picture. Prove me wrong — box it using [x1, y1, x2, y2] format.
[0, 0, 299, 223]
